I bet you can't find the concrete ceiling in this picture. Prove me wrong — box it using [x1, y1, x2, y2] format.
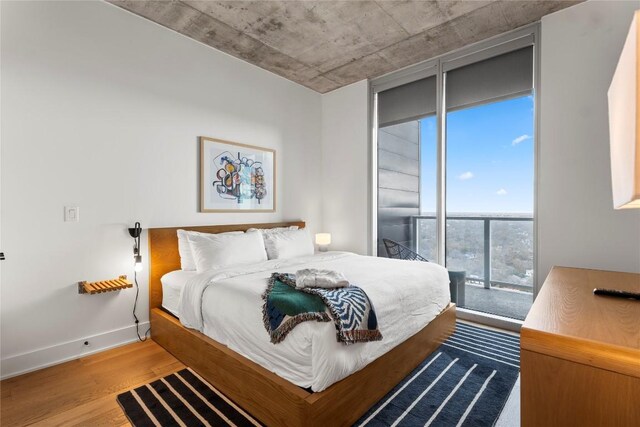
[109, 1, 580, 93]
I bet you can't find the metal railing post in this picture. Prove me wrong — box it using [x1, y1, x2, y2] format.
[413, 216, 419, 253]
[484, 218, 491, 289]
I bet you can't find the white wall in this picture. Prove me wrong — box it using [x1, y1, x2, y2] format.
[320, 81, 370, 255]
[538, 0, 640, 286]
[0, 1, 322, 377]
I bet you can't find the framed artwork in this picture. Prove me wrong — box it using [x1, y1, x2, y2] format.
[200, 137, 276, 212]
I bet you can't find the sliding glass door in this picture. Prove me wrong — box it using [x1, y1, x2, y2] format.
[374, 27, 538, 322]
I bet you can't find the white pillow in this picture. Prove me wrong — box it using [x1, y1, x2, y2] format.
[188, 231, 268, 272]
[263, 228, 314, 260]
[177, 229, 243, 271]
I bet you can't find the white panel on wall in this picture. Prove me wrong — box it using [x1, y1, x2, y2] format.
[0, 0, 322, 377]
[321, 81, 370, 255]
[538, 0, 640, 285]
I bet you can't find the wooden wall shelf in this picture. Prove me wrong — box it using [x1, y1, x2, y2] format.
[78, 275, 133, 294]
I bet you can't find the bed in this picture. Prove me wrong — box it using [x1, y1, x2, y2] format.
[148, 221, 455, 427]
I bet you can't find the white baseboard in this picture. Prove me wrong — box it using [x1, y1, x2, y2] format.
[0, 322, 150, 380]
[456, 308, 523, 333]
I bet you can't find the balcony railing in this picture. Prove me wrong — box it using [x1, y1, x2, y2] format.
[412, 214, 534, 292]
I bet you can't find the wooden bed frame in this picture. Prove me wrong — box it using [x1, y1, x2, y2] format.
[148, 221, 455, 427]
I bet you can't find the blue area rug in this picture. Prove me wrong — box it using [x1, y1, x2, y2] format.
[355, 322, 520, 427]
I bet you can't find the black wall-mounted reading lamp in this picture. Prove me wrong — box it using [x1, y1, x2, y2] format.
[128, 222, 142, 272]
[128, 221, 150, 341]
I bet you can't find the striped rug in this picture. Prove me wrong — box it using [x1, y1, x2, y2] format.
[356, 322, 520, 427]
[117, 368, 261, 426]
[118, 322, 519, 426]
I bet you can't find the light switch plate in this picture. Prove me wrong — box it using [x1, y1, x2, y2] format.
[64, 206, 79, 222]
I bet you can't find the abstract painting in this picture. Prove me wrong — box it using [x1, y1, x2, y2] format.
[200, 137, 275, 212]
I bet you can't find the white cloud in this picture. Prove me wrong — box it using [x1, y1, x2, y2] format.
[458, 171, 474, 180]
[512, 134, 531, 146]
[496, 188, 508, 196]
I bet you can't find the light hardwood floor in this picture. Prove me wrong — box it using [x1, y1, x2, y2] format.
[0, 340, 184, 427]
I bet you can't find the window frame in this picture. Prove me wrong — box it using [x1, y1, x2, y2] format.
[369, 24, 540, 327]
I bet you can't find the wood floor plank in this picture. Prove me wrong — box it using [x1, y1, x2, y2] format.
[0, 340, 185, 427]
[28, 393, 130, 427]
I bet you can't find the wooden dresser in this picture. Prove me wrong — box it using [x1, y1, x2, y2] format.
[521, 267, 640, 427]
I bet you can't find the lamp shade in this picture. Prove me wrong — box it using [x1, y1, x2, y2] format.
[315, 233, 332, 246]
[608, 10, 640, 209]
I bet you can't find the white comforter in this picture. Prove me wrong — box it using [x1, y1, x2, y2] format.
[178, 251, 450, 392]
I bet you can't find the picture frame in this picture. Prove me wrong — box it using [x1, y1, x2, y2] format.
[200, 137, 276, 212]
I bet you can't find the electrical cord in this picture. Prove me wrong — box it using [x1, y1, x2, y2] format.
[133, 269, 151, 342]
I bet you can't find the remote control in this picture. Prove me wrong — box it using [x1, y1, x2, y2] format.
[593, 288, 640, 300]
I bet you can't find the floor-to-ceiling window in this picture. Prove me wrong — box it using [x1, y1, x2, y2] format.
[443, 46, 534, 320]
[374, 27, 537, 323]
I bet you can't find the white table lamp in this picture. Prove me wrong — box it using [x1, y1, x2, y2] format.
[315, 233, 331, 252]
[608, 10, 640, 209]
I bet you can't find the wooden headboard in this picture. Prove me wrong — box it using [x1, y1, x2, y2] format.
[148, 221, 306, 310]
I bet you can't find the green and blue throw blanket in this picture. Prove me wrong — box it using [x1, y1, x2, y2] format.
[262, 273, 382, 345]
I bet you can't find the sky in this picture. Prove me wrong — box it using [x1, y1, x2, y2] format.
[420, 95, 534, 214]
